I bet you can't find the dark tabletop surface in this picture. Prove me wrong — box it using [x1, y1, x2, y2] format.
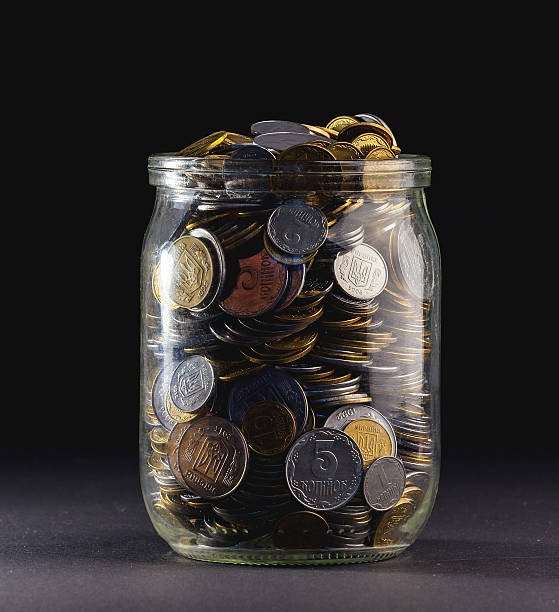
[1, 452, 557, 612]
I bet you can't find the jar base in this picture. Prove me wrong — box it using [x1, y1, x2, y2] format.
[168, 540, 408, 566]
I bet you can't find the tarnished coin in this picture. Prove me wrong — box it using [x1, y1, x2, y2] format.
[220, 249, 288, 318]
[267, 203, 328, 255]
[170, 356, 214, 413]
[334, 244, 388, 300]
[241, 400, 296, 456]
[363, 456, 406, 511]
[373, 498, 415, 546]
[285, 428, 363, 511]
[273, 511, 329, 549]
[365, 147, 395, 160]
[164, 236, 214, 309]
[177, 416, 248, 499]
[250, 120, 310, 136]
[228, 367, 308, 434]
[344, 418, 396, 469]
[254, 132, 329, 152]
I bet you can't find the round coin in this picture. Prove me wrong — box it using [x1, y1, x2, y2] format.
[285, 427, 363, 511]
[177, 416, 248, 499]
[344, 418, 396, 469]
[365, 147, 395, 160]
[151, 364, 179, 431]
[373, 498, 415, 546]
[169, 356, 215, 413]
[220, 249, 288, 318]
[333, 244, 388, 300]
[230, 144, 276, 160]
[267, 203, 328, 255]
[228, 367, 308, 434]
[363, 456, 406, 511]
[351, 133, 391, 155]
[278, 143, 336, 161]
[273, 511, 329, 549]
[241, 401, 296, 456]
[325, 116, 359, 132]
[164, 236, 214, 308]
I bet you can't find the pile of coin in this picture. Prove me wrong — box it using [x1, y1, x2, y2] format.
[144, 114, 434, 551]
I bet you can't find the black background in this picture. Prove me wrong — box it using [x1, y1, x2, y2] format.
[3, 17, 558, 612]
[21, 37, 550, 463]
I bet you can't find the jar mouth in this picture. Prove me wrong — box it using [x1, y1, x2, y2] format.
[147, 153, 431, 192]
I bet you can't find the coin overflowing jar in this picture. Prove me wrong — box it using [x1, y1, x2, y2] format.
[143, 114, 439, 565]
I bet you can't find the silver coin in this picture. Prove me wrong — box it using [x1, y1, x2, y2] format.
[253, 132, 331, 152]
[324, 404, 397, 457]
[354, 113, 397, 146]
[392, 222, 434, 300]
[267, 203, 328, 255]
[405, 470, 431, 490]
[230, 144, 276, 160]
[363, 456, 406, 511]
[169, 355, 214, 413]
[285, 428, 363, 511]
[151, 364, 178, 431]
[250, 120, 310, 136]
[333, 243, 388, 300]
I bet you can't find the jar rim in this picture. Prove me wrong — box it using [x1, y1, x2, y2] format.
[147, 153, 431, 191]
[148, 153, 430, 173]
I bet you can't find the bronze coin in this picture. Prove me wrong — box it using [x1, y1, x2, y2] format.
[337, 122, 394, 147]
[276, 265, 306, 311]
[177, 416, 248, 499]
[220, 248, 288, 318]
[273, 511, 330, 549]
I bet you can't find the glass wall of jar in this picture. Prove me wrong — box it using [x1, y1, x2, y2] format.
[141, 155, 439, 565]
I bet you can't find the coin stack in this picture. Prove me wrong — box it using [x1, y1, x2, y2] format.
[144, 115, 434, 552]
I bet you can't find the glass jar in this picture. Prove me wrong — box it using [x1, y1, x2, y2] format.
[141, 154, 439, 565]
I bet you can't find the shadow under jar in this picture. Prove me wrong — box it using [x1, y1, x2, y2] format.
[141, 154, 440, 565]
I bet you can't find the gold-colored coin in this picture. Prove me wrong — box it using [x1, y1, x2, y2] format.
[303, 124, 339, 138]
[351, 133, 391, 155]
[218, 363, 266, 381]
[365, 147, 396, 160]
[278, 143, 336, 162]
[166, 236, 213, 309]
[327, 142, 363, 160]
[325, 115, 359, 132]
[343, 418, 394, 468]
[176, 131, 228, 157]
[265, 329, 318, 352]
[165, 393, 201, 424]
[402, 486, 424, 507]
[338, 122, 394, 147]
[241, 401, 296, 456]
[373, 498, 415, 546]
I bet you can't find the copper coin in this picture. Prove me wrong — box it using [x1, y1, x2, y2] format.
[177, 416, 248, 499]
[275, 264, 305, 311]
[220, 248, 288, 317]
[273, 511, 329, 549]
